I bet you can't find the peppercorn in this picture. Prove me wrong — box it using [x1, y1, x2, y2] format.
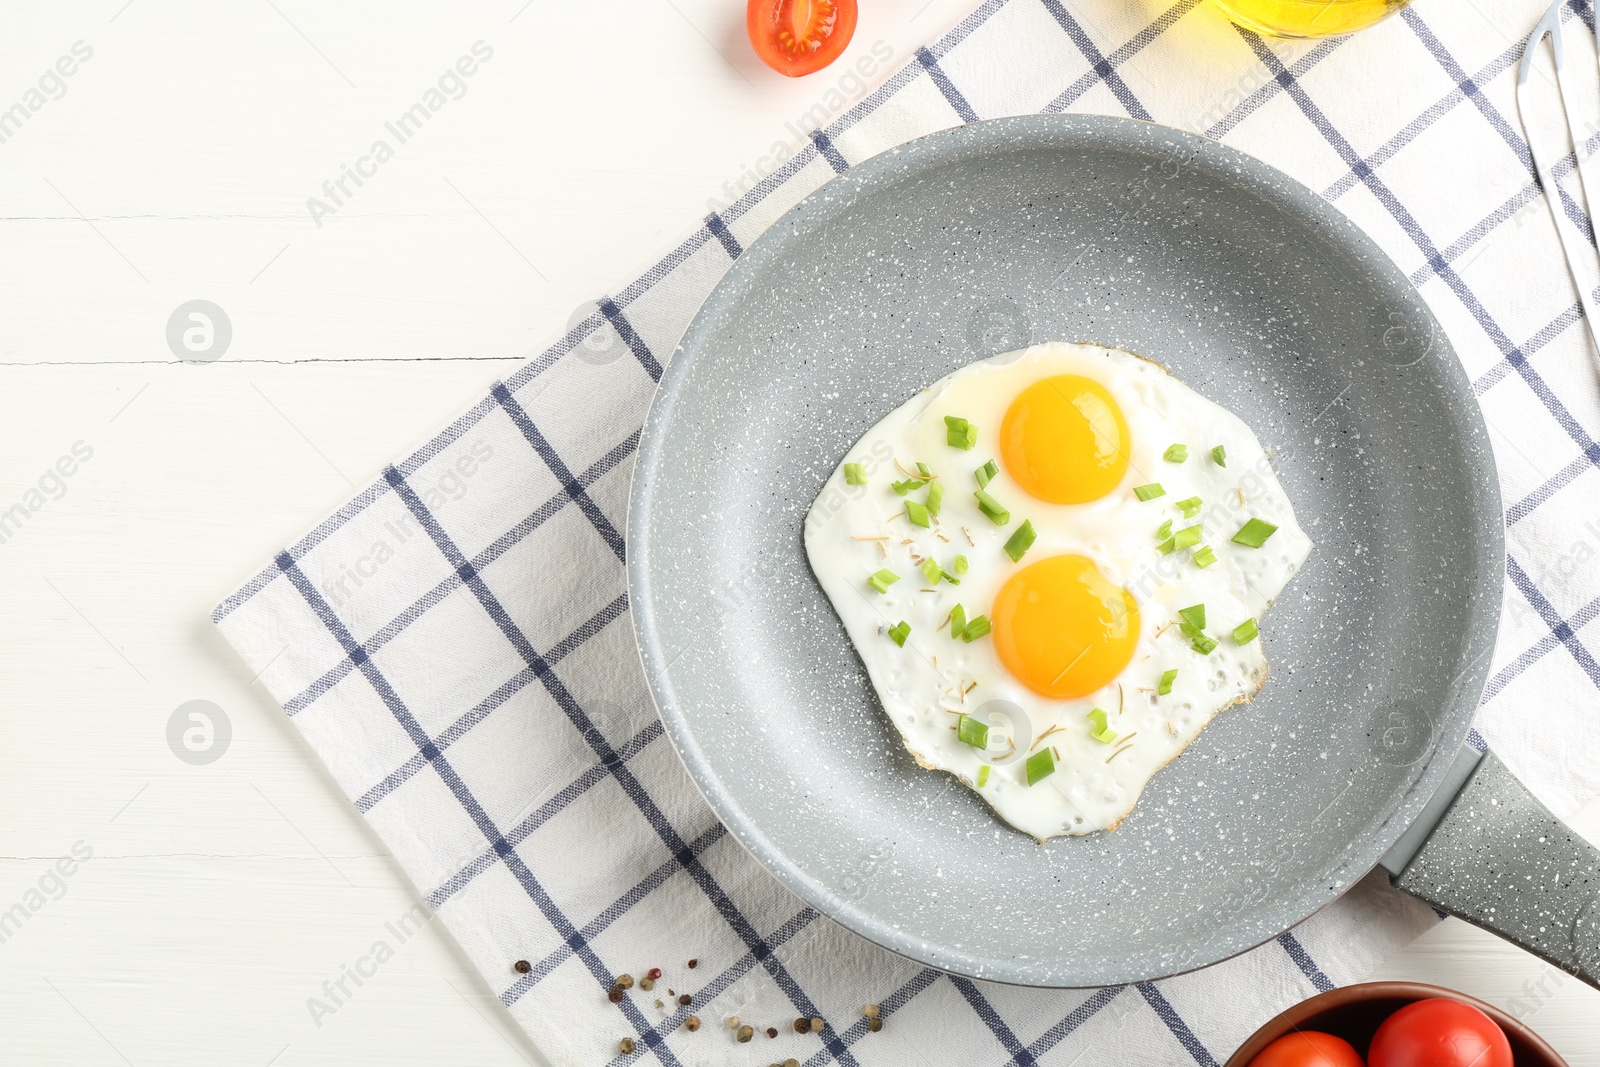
[737, 1025, 755, 1043]
[684, 1016, 701, 1032]
[862, 1004, 880, 1019]
[639, 977, 654, 991]
[647, 967, 663, 980]
[726, 1016, 741, 1030]
[615, 973, 635, 990]
[784, 1060, 800, 1067]
[867, 1017, 883, 1033]
[618, 1037, 636, 1054]
[687, 957, 699, 968]
[678, 993, 692, 1007]
[512, 959, 531, 974]
[766, 1027, 779, 1039]
[809, 1017, 823, 1033]
[793, 1018, 809, 1034]
[607, 988, 624, 1004]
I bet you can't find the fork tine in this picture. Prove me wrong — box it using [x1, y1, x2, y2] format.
[1517, 0, 1564, 86]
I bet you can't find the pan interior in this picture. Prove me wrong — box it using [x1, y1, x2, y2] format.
[629, 117, 1501, 987]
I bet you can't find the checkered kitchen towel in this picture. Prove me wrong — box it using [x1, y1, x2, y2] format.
[215, 0, 1600, 1062]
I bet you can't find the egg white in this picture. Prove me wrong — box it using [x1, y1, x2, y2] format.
[804, 341, 1313, 840]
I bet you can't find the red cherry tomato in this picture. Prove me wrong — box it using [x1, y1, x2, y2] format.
[1368, 998, 1512, 1067]
[746, 0, 858, 78]
[1248, 1030, 1365, 1067]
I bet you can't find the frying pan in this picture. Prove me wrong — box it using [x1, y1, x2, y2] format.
[627, 115, 1600, 988]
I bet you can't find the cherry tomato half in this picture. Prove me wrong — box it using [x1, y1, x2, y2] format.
[1248, 1030, 1365, 1067]
[746, 0, 858, 78]
[1368, 998, 1512, 1067]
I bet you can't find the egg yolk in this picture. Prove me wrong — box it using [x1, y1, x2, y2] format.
[992, 554, 1140, 700]
[999, 375, 1130, 504]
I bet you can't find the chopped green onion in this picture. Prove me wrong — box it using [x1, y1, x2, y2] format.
[1025, 747, 1056, 785]
[1179, 623, 1218, 655]
[1163, 444, 1188, 463]
[1178, 604, 1206, 630]
[887, 620, 910, 646]
[905, 500, 931, 528]
[1232, 518, 1279, 548]
[916, 461, 933, 480]
[1156, 537, 1177, 555]
[867, 569, 899, 594]
[1158, 668, 1177, 696]
[1156, 519, 1173, 541]
[975, 459, 999, 489]
[1233, 618, 1259, 645]
[945, 415, 978, 450]
[976, 764, 990, 788]
[1172, 523, 1202, 551]
[941, 570, 962, 586]
[1003, 520, 1037, 563]
[950, 604, 967, 639]
[891, 478, 921, 495]
[1164, 524, 1203, 550]
[922, 558, 943, 585]
[957, 714, 989, 749]
[926, 481, 945, 515]
[1086, 708, 1119, 744]
[974, 490, 1010, 525]
[1133, 483, 1166, 502]
[1176, 496, 1202, 518]
[844, 462, 867, 485]
[961, 615, 991, 642]
[1192, 545, 1217, 568]
[1212, 445, 1226, 467]
[953, 555, 969, 575]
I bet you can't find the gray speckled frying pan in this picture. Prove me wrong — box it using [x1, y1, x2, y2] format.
[629, 115, 1600, 988]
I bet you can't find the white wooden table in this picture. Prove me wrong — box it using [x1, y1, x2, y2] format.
[3, 2, 1598, 1063]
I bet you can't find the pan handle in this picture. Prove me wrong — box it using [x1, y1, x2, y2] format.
[1382, 747, 1600, 989]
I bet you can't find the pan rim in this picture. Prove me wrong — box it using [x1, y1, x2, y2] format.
[627, 113, 1504, 988]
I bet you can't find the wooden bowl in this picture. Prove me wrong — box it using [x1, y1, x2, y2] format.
[1224, 981, 1567, 1066]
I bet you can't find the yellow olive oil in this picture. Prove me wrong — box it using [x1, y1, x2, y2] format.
[1211, 0, 1410, 38]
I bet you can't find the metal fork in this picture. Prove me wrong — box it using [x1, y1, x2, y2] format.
[1519, 0, 1600, 355]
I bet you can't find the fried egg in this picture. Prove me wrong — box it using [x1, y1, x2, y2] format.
[804, 341, 1313, 840]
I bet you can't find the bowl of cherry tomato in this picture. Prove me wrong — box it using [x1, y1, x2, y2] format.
[1226, 982, 1566, 1067]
